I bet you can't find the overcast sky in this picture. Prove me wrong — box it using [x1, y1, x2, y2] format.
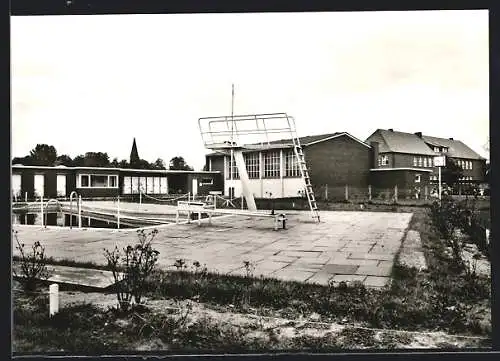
[11, 10, 489, 170]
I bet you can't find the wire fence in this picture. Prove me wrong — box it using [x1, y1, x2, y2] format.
[311, 184, 490, 204]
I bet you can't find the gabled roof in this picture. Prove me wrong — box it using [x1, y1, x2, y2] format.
[366, 129, 436, 156]
[421, 135, 485, 160]
[366, 129, 485, 160]
[205, 132, 370, 156]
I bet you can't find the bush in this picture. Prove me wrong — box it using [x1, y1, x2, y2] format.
[104, 229, 160, 312]
[13, 231, 51, 292]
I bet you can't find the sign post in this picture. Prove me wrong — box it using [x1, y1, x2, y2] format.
[434, 156, 446, 202]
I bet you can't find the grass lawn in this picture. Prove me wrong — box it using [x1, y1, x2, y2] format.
[12, 206, 491, 353]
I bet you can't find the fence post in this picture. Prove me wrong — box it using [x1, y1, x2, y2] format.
[394, 185, 398, 202]
[25, 192, 28, 203]
[40, 197, 44, 227]
[368, 185, 372, 201]
[325, 184, 328, 201]
[345, 184, 348, 201]
[424, 185, 428, 200]
[139, 191, 142, 204]
[49, 284, 59, 317]
[241, 194, 244, 210]
[117, 195, 120, 229]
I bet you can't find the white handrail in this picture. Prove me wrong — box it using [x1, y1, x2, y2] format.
[69, 191, 78, 229]
[43, 199, 62, 228]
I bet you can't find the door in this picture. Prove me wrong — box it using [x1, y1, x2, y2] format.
[34, 174, 45, 198]
[12, 174, 21, 199]
[57, 174, 66, 197]
[192, 178, 198, 196]
[123, 176, 132, 194]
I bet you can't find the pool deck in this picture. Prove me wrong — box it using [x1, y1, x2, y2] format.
[12, 209, 413, 288]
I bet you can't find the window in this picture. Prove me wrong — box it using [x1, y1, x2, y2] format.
[378, 155, 389, 166]
[418, 157, 422, 167]
[415, 174, 421, 183]
[91, 175, 108, 187]
[429, 157, 433, 167]
[413, 157, 417, 167]
[264, 151, 280, 178]
[423, 158, 427, 167]
[225, 155, 239, 180]
[200, 178, 214, 185]
[434, 147, 440, 153]
[81, 175, 89, 187]
[79, 174, 118, 188]
[244, 152, 260, 179]
[285, 150, 301, 177]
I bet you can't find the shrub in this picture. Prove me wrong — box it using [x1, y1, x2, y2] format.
[13, 231, 51, 292]
[104, 229, 160, 312]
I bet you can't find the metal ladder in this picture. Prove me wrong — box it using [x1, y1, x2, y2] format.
[290, 131, 320, 223]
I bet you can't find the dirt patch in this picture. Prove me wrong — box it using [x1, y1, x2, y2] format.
[50, 291, 490, 350]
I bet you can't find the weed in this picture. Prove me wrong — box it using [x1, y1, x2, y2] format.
[103, 229, 160, 312]
[13, 231, 51, 292]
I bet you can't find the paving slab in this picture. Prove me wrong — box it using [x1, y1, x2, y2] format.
[12, 209, 413, 288]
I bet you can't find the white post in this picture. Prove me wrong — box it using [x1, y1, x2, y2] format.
[325, 184, 328, 201]
[345, 185, 348, 201]
[49, 284, 59, 317]
[117, 196, 120, 229]
[40, 197, 44, 227]
[78, 195, 82, 228]
[368, 185, 372, 201]
[438, 166, 442, 201]
[241, 194, 244, 210]
[394, 185, 398, 202]
[188, 192, 191, 203]
[139, 190, 142, 204]
[25, 192, 28, 203]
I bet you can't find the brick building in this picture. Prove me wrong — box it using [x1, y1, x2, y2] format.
[205, 132, 373, 199]
[366, 129, 487, 193]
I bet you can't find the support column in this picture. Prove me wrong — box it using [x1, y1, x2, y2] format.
[233, 149, 257, 211]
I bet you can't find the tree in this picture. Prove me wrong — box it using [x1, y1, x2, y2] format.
[54, 154, 73, 166]
[110, 157, 120, 168]
[83, 152, 110, 167]
[28, 144, 57, 166]
[12, 156, 30, 165]
[169, 156, 193, 171]
[118, 159, 130, 169]
[71, 155, 85, 167]
[152, 158, 166, 170]
[441, 158, 464, 186]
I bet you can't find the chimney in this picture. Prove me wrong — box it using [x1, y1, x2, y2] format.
[449, 137, 454, 140]
[415, 132, 422, 138]
[370, 141, 379, 168]
[388, 129, 394, 132]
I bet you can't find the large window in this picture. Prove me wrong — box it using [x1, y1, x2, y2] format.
[79, 174, 118, 188]
[413, 157, 417, 167]
[225, 155, 239, 180]
[264, 151, 281, 178]
[244, 152, 260, 179]
[378, 155, 389, 166]
[285, 150, 301, 177]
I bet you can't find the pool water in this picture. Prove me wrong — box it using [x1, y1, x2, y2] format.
[11, 212, 137, 229]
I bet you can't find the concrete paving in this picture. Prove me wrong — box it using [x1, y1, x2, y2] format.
[12, 210, 413, 288]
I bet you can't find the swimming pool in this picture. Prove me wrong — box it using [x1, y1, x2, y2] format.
[11, 211, 151, 229]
